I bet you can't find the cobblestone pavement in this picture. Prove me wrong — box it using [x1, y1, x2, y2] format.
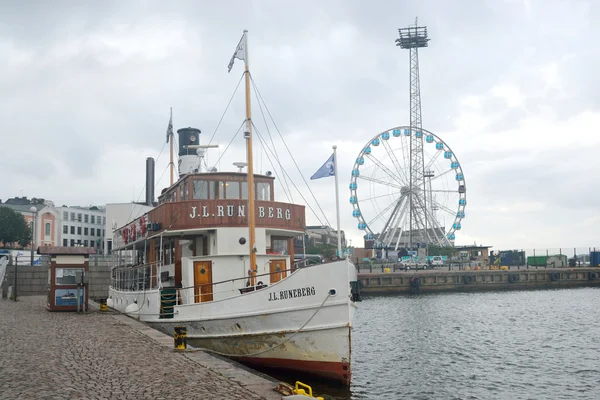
[0, 296, 269, 400]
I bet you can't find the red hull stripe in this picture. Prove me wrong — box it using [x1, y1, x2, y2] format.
[233, 356, 351, 385]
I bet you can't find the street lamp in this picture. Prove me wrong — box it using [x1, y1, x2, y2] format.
[29, 206, 37, 266]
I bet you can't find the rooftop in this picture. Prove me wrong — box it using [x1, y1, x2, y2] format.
[0, 203, 45, 213]
[37, 246, 97, 255]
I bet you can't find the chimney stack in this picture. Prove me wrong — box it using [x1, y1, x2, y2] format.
[145, 157, 155, 206]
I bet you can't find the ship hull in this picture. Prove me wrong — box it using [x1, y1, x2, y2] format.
[108, 259, 358, 385]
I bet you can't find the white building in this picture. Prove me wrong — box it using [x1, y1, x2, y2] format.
[305, 225, 347, 248]
[57, 205, 106, 251]
[104, 202, 154, 254]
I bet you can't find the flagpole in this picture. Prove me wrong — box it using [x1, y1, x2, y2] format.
[333, 145, 342, 259]
[169, 107, 175, 186]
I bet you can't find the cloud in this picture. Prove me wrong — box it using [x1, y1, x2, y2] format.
[0, 0, 599, 252]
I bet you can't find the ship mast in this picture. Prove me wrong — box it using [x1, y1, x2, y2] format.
[228, 30, 257, 283]
[242, 31, 257, 282]
[167, 107, 175, 186]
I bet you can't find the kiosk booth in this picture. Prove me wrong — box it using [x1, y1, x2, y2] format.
[39, 246, 96, 312]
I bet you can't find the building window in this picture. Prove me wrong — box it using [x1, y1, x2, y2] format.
[70, 212, 75, 221]
[77, 239, 81, 245]
[77, 213, 82, 222]
[77, 227, 82, 235]
[70, 226, 75, 234]
[103, 229, 105, 237]
[63, 212, 69, 221]
[55, 268, 83, 285]
[90, 241, 95, 248]
[84, 228, 88, 236]
[103, 217, 106, 225]
[97, 230, 101, 237]
[70, 239, 75, 247]
[63, 239, 68, 246]
[84, 214, 89, 223]
[193, 180, 209, 200]
[225, 181, 240, 199]
[63, 225, 68, 234]
[91, 215, 95, 224]
[91, 228, 95, 236]
[84, 240, 88, 247]
[45, 222, 51, 236]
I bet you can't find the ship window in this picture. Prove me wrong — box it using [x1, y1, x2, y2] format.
[193, 180, 209, 200]
[185, 183, 189, 200]
[209, 181, 216, 199]
[179, 184, 185, 200]
[256, 182, 271, 201]
[241, 182, 248, 200]
[225, 181, 240, 199]
[216, 182, 225, 199]
[272, 238, 288, 255]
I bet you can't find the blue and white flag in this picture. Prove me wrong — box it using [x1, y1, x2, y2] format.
[310, 153, 335, 180]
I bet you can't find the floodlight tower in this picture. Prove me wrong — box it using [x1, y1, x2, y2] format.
[395, 18, 430, 251]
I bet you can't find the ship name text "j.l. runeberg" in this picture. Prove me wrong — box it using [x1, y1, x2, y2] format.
[268, 287, 316, 301]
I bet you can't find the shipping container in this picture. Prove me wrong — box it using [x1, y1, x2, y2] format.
[590, 251, 600, 267]
[527, 255, 548, 267]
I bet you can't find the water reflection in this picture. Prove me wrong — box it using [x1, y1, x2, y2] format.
[264, 288, 600, 399]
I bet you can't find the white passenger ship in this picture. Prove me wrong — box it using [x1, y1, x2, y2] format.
[107, 30, 361, 385]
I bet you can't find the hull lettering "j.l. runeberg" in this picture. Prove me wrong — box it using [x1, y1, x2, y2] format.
[268, 287, 316, 301]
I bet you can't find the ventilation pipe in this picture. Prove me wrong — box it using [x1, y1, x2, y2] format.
[145, 157, 155, 206]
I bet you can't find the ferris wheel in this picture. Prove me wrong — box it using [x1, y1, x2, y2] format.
[349, 126, 466, 250]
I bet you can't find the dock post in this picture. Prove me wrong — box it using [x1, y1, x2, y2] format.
[174, 326, 187, 350]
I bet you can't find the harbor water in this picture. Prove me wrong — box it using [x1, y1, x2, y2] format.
[288, 287, 600, 399]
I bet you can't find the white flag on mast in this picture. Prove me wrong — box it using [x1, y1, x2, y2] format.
[166, 108, 173, 143]
[228, 30, 247, 73]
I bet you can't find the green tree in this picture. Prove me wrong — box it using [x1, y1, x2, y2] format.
[0, 208, 31, 247]
[306, 243, 337, 260]
[427, 244, 456, 257]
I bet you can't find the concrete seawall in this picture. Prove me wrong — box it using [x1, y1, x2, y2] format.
[2, 262, 111, 299]
[358, 268, 600, 294]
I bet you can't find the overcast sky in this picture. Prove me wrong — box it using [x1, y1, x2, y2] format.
[1, 0, 599, 251]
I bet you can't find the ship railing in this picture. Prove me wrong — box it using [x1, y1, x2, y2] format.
[293, 257, 324, 269]
[160, 267, 299, 306]
[110, 261, 163, 292]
